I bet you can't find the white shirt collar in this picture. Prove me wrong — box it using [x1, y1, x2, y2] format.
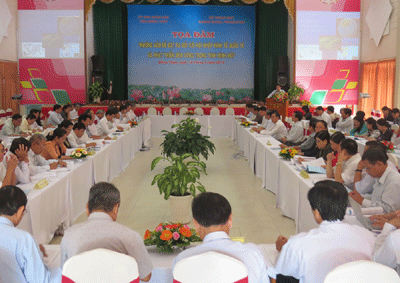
[88, 212, 113, 221]
[378, 166, 392, 185]
[0, 216, 14, 227]
[319, 220, 342, 227]
[203, 231, 230, 243]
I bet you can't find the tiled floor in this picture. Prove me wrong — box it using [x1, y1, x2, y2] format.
[52, 137, 296, 245]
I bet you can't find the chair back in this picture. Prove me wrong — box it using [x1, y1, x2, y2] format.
[147, 107, 157, 115]
[324, 260, 400, 283]
[179, 107, 189, 115]
[173, 251, 248, 283]
[163, 107, 173, 115]
[388, 153, 399, 167]
[210, 107, 220, 116]
[194, 107, 204, 115]
[62, 249, 140, 283]
[225, 107, 235, 116]
[5, 109, 12, 117]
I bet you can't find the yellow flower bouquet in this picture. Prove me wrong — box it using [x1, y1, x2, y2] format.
[279, 148, 298, 160]
[70, 148, 88, 159]
[241, 121, 251, 127]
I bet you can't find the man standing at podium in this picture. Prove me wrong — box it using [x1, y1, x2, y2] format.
[267, 85, 284, 99]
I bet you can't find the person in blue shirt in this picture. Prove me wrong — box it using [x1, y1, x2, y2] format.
[0, 185, 61, 283]
[349, 115, 368, 136]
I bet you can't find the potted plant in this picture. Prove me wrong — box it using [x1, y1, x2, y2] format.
[161, 117, 215, 160]
[88, 82, 105, 103]
[151, 153, 207, 223]
[288, 82, 305, 103]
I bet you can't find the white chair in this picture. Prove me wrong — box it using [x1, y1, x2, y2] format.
[147, 107, 157, 115]
[173, 251, 249, 283]
[210, 107, 220, 116]
[194, 107, 204, 115]
[388, 153, 399, 167]
[225, 107, 235, 116]
[5, 108, 12, 117]
[324, 260, 400, 283]
[163, 107, 172, 115]
[0, 110, 6, 123]
[179, 107, 188, 115]
[62, 249, 140, 283]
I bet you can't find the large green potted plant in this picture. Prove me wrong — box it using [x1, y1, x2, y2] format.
[161, 117, 215, 160]
[288, 82, 305, 103]
[88, 82, 105, 103]
[151, 153, 206, 223]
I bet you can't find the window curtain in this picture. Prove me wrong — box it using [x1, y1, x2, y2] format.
[358, 59, 396, 113]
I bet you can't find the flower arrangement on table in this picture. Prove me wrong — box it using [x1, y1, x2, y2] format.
[70, 148, 88, 159]
[128, 120, 138, 127]
[300, 100, 312, 107]
[185, 110, 195, 116]
[381, 141, 395, 152]
[241, 121, 252, 127]
[279, 148, 298, 160]
[144, 223, 201, 253]
[272, 91, 289, 103]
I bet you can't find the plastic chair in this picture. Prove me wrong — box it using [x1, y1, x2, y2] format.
[62, 249, 140, 283]
[210, 107, 220, 116]
[194, 107, 204, 115]
[388, 153, 399, 167]
[225, 107, 235, 116]
[173, 251, 248, 283]
[163, 107, 172, 115]
[147, 107, 157, 115]
[179, 107, 188, 115]
[324, 260, 400, 283]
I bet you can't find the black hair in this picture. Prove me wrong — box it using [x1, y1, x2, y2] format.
[11, 114, 22, 120]
[10, 137, 31, 155]
[302, 105, 310, 113]
[362, 148, 388, 165]
[316, 106, 324, 111]
[245, 103, 253, 108]
[192, 192, 231, 227]
[84, 109, 93, 116]
[365, 117, 378, 130]
[341, 108, 352, 116]
[316, 119, 328, 129]
[364, 141, 388, 161]
[307, 180, 348, 221]
[119, 104, 128, 112]
[36, 110, 43, 127]
[315, 130, 330, 143]
[266, 110, 274, 116]
[47, 127, 67, 141]
[58, 119, 73, 129]
[309, 118, 317, 130]
[53, 104, 62, 111]
[26, 113, 37, 120]
[353, 115, 365, 134]
[78, 113, 91, 123]
[271, 110, 280, 119]
[105, 110, 114, 116]
[339, 138, 358, 156]
[377, 118, 390, 128]
[253, 106, 260, 111]
[392, 108, 400, 114]
[327, 106, 335, 113]
[382, 106, 391, 111]
[88, 182, 121, 213]
[73, 122, 86, 131]
[330, 132, 346, 145]
[29, 109, 40, 115]
[62, 104, 72, 111]
[355, 111, 366, 120]
[108, 107, 119, 115]
[0, 186, 27, 216]
[293, 111, 303, 121]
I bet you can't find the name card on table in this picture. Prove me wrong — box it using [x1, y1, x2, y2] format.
[34, 179, 49, 190]
[300, 170, 310, 179]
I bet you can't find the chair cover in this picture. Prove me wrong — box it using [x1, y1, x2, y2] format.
[163, 107, 173, 115]
[194, 107, 204, 115]
[324, 260, 400, 283]
[148, 107, 157, 115]
[388, 153, 399, 167]
[173, 251, 249, 283]
[225, 107, 235, 116]
[62, 248, 140, 283]
[179, 107, 189, 115]
[210, 107, 220, 116]
[0, 110, 6, 118]
[5, 108, 12, 117]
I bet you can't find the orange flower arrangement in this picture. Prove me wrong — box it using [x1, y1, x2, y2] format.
[179, 227, 192, 237]
[160, 230, 173, 241]
[144, 230, 151, 240]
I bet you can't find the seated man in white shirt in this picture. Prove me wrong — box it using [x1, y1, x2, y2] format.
[95, 109, 105, 124]
[326, 138, 361, 188]
[0, 114, 24, 136]
[255, 111, 288, 141]
[4, 138, 31, 184]
[335, 107, 354, 134]
[0, 186, 61, 283]
[118, 104, 129, 124]
[126, 103, 136, 121]
[20, 114, 38, 133]
[261, 110, 273, 130]
[28, 134, 65, 175]
[268, 180, 374, 283]
[69, 103, 81, 120]
[314, 106, 332, 128]
[349, 148, 400, 213]
[68, 122, 97, 148]
[0, 141, 18, 187]
[281, 111, 304, 146]
[47, 105, 64, 126]
[96, 110, 123, 136]
[246, 104, 255, 120]
[172, 192, 269, 283]
[60, 182, 153, 282]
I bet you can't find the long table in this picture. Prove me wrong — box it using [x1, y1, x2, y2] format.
[15, 119, 151, 244]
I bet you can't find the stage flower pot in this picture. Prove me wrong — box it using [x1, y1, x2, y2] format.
[169, 194, 193, 224]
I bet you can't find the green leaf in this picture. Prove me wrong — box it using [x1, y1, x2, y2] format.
[151, 174, 163, 186]
[151, 157, 164, 171]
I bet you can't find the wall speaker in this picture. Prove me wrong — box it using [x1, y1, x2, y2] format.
[277, 55, 289, 90]
[91, 55, 104, 73]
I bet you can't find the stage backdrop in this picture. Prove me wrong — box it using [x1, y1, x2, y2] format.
[127, 6, 255, 104]
[296, 0, 360, 105]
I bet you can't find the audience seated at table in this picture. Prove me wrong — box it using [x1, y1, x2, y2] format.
[41, 128, 73, 161]
[296, 120, 327, 157]
[348, 115, 368, 137]
[5, 138, 32, 184]
[268, 180, 374, 283]
[327, 106, 340, 128]
[392, 108, 400, 125]
[246, 104, 255, 120]
[0, 114, 23, 136]
[0, 141, 18, 187]
[261, 110, 273, 130]
[325, 131, 346, 167]
[68, 122, 96, 148]
[69, 103, 81, 120]
[28, 134, 66, 175]
[355, 110, 366, 120]
[126, 103, 137, 120]
[335, 108, 354, 134]
[301, 105, 312, 121]
[353, 141, 397, 194]
[314, 106, 332, 128]
[313, 130, 333, 161]
[60, 104, 73, 121]
[20, 114, 39, 133]
[349, 148, 400, 213]
[377, 118, 393, 142]
[95, 109, 105, 124]
[0, 185, 61, 283]
[362, 118, 381, 140]
[326, 139, 360, 187]
[97, 109, 122, 136]
[60, 182, 153, 282]
[172, 192, 269, 283]
[47, 105, 63, 126]
[282, 118, 317, 152]
[116, 104, 129, 124]
[255, 111, 287, 140]
[255, 106, 267, 125]
[382, 106, 395, 122]
[84, 111, 110, 140]
[58, 120, 74, 149]
[251, 107, 264, 124]
[281, 111, 304, 146]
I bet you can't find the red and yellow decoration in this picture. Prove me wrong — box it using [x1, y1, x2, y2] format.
[279, 148, 298, 160]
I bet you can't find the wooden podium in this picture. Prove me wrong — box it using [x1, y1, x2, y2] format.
[265, 98, 289, 121]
